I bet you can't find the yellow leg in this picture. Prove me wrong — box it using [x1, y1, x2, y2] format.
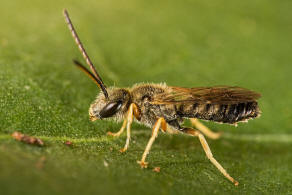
[107, 104, 136, 152]
[182, 128, 238, 186]
[107, 119, 127, 137]
[190, 118, 222, 140]
[137, 118, 166, 168]
[120, 104, 135, 152]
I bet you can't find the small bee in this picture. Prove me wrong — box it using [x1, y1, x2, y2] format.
[63, 9, 261, 186]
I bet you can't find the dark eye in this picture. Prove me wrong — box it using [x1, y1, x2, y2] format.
[99, 101, 123, 118]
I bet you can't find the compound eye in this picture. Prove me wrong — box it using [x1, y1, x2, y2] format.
[99, 101, 123, 118]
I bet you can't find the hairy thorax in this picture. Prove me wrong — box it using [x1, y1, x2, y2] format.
[130, 83, 176, 128]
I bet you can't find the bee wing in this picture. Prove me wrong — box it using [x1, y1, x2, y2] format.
[151, 86, 261, 105]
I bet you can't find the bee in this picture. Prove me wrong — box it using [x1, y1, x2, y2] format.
[63, 9, 261, 186]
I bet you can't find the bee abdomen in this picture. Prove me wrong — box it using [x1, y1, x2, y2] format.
[177, 102, 260, 124]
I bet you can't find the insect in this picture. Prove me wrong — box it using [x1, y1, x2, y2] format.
[63, 9, 261, 186]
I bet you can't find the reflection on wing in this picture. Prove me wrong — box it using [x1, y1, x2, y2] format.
[151, 86, 261, 105]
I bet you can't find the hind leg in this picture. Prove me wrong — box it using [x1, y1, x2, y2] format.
[190, 118, 222, 139]
[182, 127, 238, 185]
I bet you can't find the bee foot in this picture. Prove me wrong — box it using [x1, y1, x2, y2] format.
[119, 148, 127, 153]
[137, 160, 148, 168]
[107, 131, 119, 137]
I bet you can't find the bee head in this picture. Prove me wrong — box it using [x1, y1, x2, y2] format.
[89, 88, 131, 121]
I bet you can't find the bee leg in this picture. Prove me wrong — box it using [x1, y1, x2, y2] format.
[137, 117, 167, 168]
[119, 103, 137, 153]
[182, 128, 239, 186]
[107, 104, 136, 152]
[190, 118, 222, 139]
[107, 118, 127, 137]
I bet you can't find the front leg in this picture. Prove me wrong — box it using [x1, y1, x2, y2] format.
[107, 103, 139, 153]
[107, 119, 127, 137]
[119, 103, 136, 152]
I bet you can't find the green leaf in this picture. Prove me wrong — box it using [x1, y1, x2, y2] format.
[1, 0, 292, 194]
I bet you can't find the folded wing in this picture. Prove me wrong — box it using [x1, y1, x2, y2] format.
[151, 86, 261, 105]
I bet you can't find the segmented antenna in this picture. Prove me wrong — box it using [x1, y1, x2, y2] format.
[73, 59, 101, 87]
[63, 9, 108, 99]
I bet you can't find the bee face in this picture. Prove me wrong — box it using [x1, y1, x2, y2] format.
[89, 88, 131, 121]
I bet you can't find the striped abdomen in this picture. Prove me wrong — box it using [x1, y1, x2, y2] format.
[176, 102, 260, 124]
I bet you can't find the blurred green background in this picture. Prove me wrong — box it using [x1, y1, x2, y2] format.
[0, 0, 292, 194]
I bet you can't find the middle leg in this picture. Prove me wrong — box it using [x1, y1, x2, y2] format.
[137, 117, 167, 168]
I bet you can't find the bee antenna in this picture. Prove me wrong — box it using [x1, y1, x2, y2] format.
[63, 9, 109, 99]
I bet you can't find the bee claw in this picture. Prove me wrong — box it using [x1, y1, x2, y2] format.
[137, 160, 148, 168]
